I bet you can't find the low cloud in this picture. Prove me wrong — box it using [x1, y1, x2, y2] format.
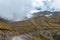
[0, 0, 60, 21]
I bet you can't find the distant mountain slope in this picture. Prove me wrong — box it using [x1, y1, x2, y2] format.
[11, 11, 60, 34]
[0, 11, 58, 40]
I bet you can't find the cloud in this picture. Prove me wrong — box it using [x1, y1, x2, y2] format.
[0, 0, 60, 21]
[51, 0, 60, 11]
[33, 0, 60, 11]
[0, 0, 33, 21]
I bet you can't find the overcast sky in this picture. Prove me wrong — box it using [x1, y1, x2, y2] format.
[0, 0, 60, 21]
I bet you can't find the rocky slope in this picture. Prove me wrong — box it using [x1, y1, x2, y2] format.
[0, 11, 60, 40]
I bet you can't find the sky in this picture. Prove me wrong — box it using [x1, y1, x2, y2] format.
[0, 0, 60, 21]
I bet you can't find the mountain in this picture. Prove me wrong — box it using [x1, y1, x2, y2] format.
[0, 11, 60, 40]
[9, 11, 60, 40]
[11, 11, 60, 33]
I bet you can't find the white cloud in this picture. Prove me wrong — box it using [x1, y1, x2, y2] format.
[0, 0, 33, 21]
[0, 0, 60, 21]
[51, 0, 60, 10]
[32, 0, 60, 11]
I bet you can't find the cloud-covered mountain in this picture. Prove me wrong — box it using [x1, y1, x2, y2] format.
[28, 0, 60, 18]
[0, 0, 60, 21]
